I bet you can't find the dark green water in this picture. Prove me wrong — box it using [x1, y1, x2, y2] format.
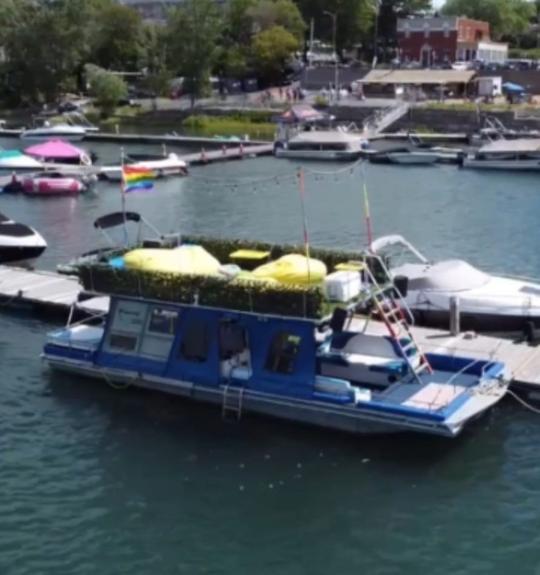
[2, 138, 540, 574]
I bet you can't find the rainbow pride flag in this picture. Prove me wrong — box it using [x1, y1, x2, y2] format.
[122, 166, 156, 193]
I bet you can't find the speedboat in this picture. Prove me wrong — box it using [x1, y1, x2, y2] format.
[274, 130, 368, 161]
[20, 124, 87, 142]
[0, 212, 47, 263]
[99, 153, 188, 181]
[371, 234, 540, 333]
[42, 237, 508, 438]
[462, 139, 540, 170]
[22, 171, 88, 196]
[0, 150, 44, 172]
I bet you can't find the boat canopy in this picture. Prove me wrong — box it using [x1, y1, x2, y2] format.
[393, 260, 490, 291]
[94, 212, 142, 229]
[276, 105, 329, 124]
[25, 139, 86, 159]
[502, 82, 525, 94]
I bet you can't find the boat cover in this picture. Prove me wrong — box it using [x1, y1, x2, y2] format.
[252, 254, 327, 285]
[276, 105, 329, 124]
[123, 245, 221, 275]
[25, 139, 86, 159]
[392, 260, 490, 291]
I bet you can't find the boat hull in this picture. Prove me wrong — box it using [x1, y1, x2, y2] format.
[274, 149, 363, 162]
[387, 153, 439, 165]
[0, 244, 46, 264]
[462, 158, 540, 170]
[43, 352, 504, 439]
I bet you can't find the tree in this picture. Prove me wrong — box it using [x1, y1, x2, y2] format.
[2, 0, 94, 103]
[294, 0, 375, 52]
[165, 0, 222, 107]
[442, 0, 534, 40]
[252, 25, 299, 82]
[86, 64, 127, 115]
[250, 0, 306, 41]
[89, 2, 146, 71]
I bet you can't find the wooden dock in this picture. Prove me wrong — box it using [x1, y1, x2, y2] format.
[182, 143, 274, 166]
[353, 317, 540, 393]
[1, 264, 540, 393]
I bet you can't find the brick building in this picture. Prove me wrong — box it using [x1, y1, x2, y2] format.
[397, 16, 507, 67]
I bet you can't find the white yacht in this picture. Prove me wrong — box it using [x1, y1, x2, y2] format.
[371, 234, 540, 333]
[20, 123, 87, 142]
[274, 130, 368, 161]
[462, 139, 540, 170]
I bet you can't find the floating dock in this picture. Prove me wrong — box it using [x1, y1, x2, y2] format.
[1, 264, 540, 393]
[182, 143, 274, 166]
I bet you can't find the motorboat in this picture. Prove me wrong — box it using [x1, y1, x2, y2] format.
[25, 139, 92, 166]
[0, 150, 44, 172]
[99, 153, 188, 181]
[462, 139, 540, 170]
[20, 123, 87, 142]
[22, 171, 89, 196]
[274, 130, 368, 161]
[42, 236, 508, 438]
[386, 151, 440, 165]
[56, 211, 175, 275]
[0, 212, 47, 263]
[371, 234, 540, 333]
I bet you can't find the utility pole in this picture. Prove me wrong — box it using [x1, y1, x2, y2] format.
[324, 11, 338, 103]
[372, 0, 381, 69]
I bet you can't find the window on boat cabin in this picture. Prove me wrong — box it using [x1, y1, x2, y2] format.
[105, 300, 148, 354]
[138, 306, 179, 359]
[265, 332, 302, 375]
[148, 307, 179, 336]
[219, 320, 248, 360]
[179, 320, 210, 363]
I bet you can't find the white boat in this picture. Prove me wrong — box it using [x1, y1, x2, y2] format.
[0, 150, 44, 171]
[274, 130, 368, 161]
[386, 151, 440, 165]
[462, 139, 540, 170]
[99, 153, 188, 181]
[20, 123, 87, 142]
[371, 234, 540, 333]
[0, 212, 47, 263]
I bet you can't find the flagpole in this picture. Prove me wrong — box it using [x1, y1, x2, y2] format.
[361, 162, 373, 250]
[297, 167, 311, 283]
[120, 146, 128, 247]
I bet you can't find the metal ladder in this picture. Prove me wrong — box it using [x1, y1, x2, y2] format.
[362, 258, 433, 384]
[221, 384, 244, 421]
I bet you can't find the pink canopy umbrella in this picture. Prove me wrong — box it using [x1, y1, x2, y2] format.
[25, 139, 86, 160]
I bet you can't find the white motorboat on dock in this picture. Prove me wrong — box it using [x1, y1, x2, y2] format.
[20, 123, 88, 142]
[0, 212, 47, 263]
[274, 130, 368, 161]
[99, 153, 188, 181]
[371, 235, 540, 333]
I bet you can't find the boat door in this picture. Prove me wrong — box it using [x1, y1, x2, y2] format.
[218, 318, 252, 382]
[166, 307, 220, 386]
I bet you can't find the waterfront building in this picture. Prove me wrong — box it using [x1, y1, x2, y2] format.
[397, 16, 508, 67]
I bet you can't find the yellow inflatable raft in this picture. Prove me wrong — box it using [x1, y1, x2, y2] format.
[123, 245, 221, 275]
[252, 254, 327, 285]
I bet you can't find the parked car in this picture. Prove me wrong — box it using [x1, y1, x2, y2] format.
[452, 61, 473, 71]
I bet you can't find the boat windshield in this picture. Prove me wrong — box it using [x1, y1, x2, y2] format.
[395, 260, 490, 292]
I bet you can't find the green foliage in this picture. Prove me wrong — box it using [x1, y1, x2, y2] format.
[252, 25, 299, 83]
[86, 65, 128, 116]
[442, 0, 534, 40]
[89, 2, 146, 71]
[166, 0, 222, 107]
[182, 114, 276, 139]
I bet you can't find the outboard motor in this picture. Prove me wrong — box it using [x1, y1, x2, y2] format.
[330, 307, 348, 333]
[393, 275, 409, 298]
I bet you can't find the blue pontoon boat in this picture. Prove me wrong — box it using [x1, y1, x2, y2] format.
[42, 252, 508, 438]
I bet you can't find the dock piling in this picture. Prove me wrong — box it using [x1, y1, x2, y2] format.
[450, 296, 461, 336]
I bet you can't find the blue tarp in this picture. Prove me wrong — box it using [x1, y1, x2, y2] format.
[502, 82, 525, 93]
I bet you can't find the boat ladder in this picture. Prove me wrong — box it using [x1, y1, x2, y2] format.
[222, 384, 245, 421]
[363, 259, 432, 384]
